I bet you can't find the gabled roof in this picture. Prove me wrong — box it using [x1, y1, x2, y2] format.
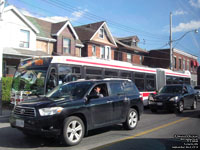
[75, 21, 117, 46]
[3, 5, 39, 34]
[26, 16, 52, 38]
[115, 37, 147, 53]
[26, 16, 79, 40]
[74, 21, 104, 41]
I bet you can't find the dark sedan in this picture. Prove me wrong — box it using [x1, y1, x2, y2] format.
[149, 84, 198, 113]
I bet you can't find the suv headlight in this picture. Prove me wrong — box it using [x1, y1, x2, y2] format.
[39, 107, 63, 116]
[169, 96, 178, 102]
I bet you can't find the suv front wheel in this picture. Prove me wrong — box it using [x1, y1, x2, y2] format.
[62, 116, 85, 146]
[123, 108, 138, 130]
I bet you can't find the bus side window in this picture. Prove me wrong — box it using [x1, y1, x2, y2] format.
[47, 68, 58, 92]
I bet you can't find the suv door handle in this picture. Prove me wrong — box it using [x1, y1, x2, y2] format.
[107, 101, 113, 103]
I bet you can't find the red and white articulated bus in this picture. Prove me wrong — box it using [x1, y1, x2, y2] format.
[11, 56, 191, 105]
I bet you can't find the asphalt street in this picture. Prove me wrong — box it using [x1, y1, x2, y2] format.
[0, 103, 200, 150]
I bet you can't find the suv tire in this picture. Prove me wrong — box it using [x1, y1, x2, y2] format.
[62, 116, 85, 146]
[123, 108, 138, 130]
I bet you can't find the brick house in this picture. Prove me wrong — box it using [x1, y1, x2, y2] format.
[114, 36, 148, 65]
[26, 16, 84, 57]
[74, 21, 117, 60]
[144, 48, 199, 86]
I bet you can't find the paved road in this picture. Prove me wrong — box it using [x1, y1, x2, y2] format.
[0, 104, 200, 150]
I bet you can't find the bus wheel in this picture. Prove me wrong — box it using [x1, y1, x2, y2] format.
[62, 116, 85, 146]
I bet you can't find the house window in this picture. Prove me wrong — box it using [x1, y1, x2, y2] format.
[179, 58, 182, 69]
[173, 57, 177, 69]
[99, 27, 104, 39]
[183, 59, 185, 70]
[106, 46, 111, 60]
[187, 60, 189, 71]
[19, 29, 30, 48]
[63, 38, 71, 54]
[139, 56, 143, 64]
[127, 53, 132, 62]
[100, 46, 105, 59]
[92, 45, 96, 56]
[114, 51, 122, 61]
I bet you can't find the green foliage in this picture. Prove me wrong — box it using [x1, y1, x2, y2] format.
[2, 77, 13, 102]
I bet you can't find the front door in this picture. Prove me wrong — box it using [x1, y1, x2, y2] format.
[87, 83, 112, 127]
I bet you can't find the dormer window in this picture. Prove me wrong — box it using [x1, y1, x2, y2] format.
[99, 27, 104, 39]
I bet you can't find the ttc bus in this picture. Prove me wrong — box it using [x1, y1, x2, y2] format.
[11, 56, 191, 106]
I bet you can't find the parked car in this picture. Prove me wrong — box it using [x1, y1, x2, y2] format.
[194, 85, 200, 99]
[10, 79, 143, 146]
[149, 84, 197, 113]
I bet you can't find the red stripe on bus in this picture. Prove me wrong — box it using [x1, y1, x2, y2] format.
[66, 59, 156, 73]
[166, 72, 190, 77]
[142, 92, 156, 97]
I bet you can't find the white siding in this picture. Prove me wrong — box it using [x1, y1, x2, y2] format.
[2, 9, 36, 50]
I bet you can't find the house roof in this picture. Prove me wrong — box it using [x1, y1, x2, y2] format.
[114, 37, 147, 53]
[117, 36, 140, 42]
[75, 21, 117, 46]
[26, 16, 80, 42]
[26, 16, 52, 38]
[74, 21, 104, 41]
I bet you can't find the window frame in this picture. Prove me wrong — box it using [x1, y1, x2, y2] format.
[19, 29, 30, 48]
[63, 38, 71, 54]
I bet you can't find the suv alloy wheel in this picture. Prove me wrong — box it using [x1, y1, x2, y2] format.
[191, 100, 197, 110]
[62, 116, 85, 146]
[123, 108, 138, 130]
[177, 101, 184, 113]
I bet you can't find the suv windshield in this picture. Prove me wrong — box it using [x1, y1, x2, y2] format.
[46, 81, 94, 100]
[159, 85, 183, 94]
[12, 68, 47, 95]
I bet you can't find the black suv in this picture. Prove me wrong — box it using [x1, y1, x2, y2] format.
[10, 79, 143, 146]
[149, 84, 197, 113]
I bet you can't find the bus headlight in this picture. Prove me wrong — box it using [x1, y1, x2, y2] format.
[169, 96, 178, 102]
[39, 107, 63, 116]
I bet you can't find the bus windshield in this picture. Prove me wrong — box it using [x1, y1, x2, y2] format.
[12, 68, 47, 95]
[12, 57, 52, 96]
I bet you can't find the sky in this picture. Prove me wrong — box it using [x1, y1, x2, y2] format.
[5, 0, 200, 61]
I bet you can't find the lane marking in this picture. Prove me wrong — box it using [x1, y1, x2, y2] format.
[95, 117, 189, 150]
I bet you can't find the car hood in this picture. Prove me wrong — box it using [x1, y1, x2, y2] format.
[153, 93, 180, 101]
[17, 97, 71, 109]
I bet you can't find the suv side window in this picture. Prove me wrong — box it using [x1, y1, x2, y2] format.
[109, 82, 124, 96]
[123, 81, 139, 96]
[89, 83, 109, 98]
[187, 85, 194, 93]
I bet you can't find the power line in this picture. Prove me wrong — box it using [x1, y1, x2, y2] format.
[42, 0, 168, 41]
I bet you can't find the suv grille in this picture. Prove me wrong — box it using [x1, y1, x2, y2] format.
[14, 106, 36, 117]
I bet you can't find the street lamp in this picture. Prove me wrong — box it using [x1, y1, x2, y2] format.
[169, 12, 198, 70]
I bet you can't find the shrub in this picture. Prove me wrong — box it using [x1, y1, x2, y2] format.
[2, 77, 13, 102]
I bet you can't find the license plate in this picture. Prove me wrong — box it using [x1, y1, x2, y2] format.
[157, 102, 163, 106]
[16, 119, 24, 128]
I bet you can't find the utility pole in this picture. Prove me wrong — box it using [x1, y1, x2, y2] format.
[169, 12, 173, 70]
[0, 0, 5, 115]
